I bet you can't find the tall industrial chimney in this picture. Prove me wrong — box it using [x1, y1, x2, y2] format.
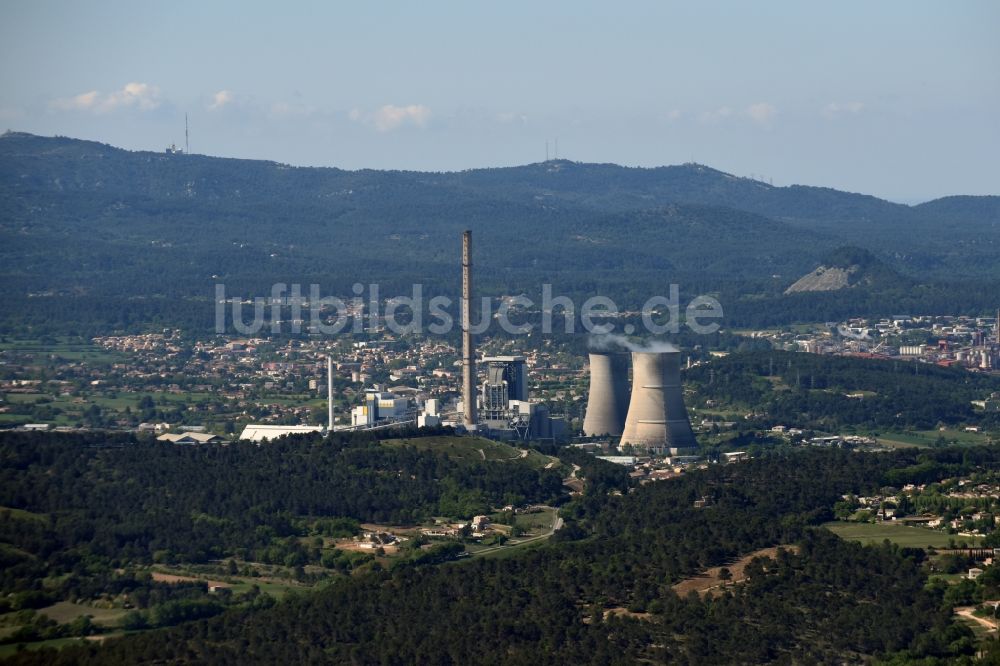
[619, 350, 697, 449]
[461, 230, 477, 429]
[327, 355, 334, 432]
[582, 352, 630, 436]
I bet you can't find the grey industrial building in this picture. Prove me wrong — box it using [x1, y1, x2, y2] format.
[481, 356, 529, 420]
[478, 355, 566, 441]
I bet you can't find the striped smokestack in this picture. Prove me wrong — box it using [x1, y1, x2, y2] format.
[461, 230, 477, 428]
[327, 355, 334, 432]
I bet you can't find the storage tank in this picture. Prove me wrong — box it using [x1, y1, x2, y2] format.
[619, 350, 697, 448]
[582, 352, 630, 436]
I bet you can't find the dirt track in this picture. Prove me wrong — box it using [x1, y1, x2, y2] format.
[671, 545, 799, 598]
[956, 606, 998, 634]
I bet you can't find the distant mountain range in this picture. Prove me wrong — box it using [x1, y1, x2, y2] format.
[1, 131, 997, 332]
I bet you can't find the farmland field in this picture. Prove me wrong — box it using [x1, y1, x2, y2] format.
[822, 521, 983, 548]
[38, 602, 127, 627]
[877, 429, 994, 449]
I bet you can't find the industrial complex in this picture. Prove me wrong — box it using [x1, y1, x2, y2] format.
[237, 229, 699, 449]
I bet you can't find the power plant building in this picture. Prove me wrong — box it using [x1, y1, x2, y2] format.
[481, 356, 529, 420]
[478, 355, 566, 441]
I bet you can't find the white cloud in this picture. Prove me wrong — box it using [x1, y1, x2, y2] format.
[373, 104, 431, 132]
[51, 90, 100, 111]
[347, 104, 431, 131]
[107, 83, 161, 111]
[822, 101, 865, 118]
[663, 109, 682, 122]
[745, 102, 777, 125]
[208, 90, 234, 111]
[51, 82, 161, 113]
[699, 106, 733, 124]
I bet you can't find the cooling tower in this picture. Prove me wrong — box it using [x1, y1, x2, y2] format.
[582, 352, 630, 436]
[619, 350, 697, 448]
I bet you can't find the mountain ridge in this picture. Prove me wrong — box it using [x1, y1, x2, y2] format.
[3, 131, 994, 210]
[2, 131, 999, 333]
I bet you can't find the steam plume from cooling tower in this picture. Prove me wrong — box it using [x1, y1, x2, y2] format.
[589, 333, 679, 354]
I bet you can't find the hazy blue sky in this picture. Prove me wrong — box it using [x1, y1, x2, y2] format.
[1, 1, 997, 201]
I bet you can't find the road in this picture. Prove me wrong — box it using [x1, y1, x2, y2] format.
[471, 508, 563, 557]
[563, 463, 584, 493]
[956, 606, 998, 633]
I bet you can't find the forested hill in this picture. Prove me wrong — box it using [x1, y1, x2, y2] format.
[8, 445, 994, 664]
[2, 131, 998, 333]
[4, 131, 995, 226]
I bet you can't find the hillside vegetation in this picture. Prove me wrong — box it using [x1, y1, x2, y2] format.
[2, 132, 998, 333]
[11, 445, 1000, 664]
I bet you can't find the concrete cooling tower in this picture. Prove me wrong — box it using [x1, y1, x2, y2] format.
[582, 352, 630, 436]
[619, 350, 697, 448]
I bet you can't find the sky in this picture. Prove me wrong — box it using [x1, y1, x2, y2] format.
[1, 1, 997, 202]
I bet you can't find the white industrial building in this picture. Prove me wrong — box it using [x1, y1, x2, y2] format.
[157, 432, 226, 444]
[239, 424, 324, 442]
[351, 386, 411, 427]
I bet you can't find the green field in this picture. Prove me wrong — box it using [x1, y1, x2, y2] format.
[473, 536, 552, 560]
[38, 602, 127, 627]
[878, 429, 994, 449]
[876, 434, 932, 449]
[467, 507, 560, 559]
[149, 567, 306, 599]
[514, 508, 559, 532]
[823, 521, 983, 548]
[0, 338, 124, 365]
[223, 579, 303, 599]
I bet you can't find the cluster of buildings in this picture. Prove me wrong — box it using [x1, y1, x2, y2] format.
[241, 352, 570, 442]
[845, 475, 1000, 540]
[760, 313, 1000, 372]
[0, 320, 588, 440]
[420, 514, 495, 539]
[768, 426, 877, 448]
